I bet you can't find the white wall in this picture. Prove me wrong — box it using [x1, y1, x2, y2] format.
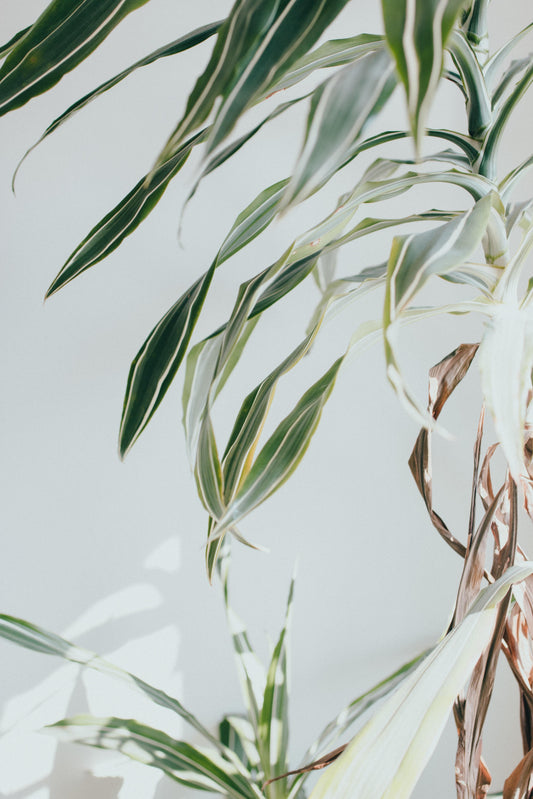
[1, 2, 531, 797]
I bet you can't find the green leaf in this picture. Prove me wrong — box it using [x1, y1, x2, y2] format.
[309, 563, 533, 799]
[119, 260, 216, 458]
[447, 31, 491, 138]
[195, 413, 226, 519]
[16, 20, 222, 179]
[0, 27, 31, 59]
[0, 0, 151, 116]
[220, 716, 261, 773]
[264, 34, 384, 95]
[50, 716, 260, 799]
[47, 130, 205, 297]
[383, 194, 493, 424]
[381, 0, 466, 150]
[158, 0, 350, 163]
[259, 578, 295, 788]
[478, 61, 533, 180]
[210, 358, 342, 542]
[281, 49, 396, 209]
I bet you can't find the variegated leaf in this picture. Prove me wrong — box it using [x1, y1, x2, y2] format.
[50, 716, 260, 799]
[15, 20, 222, 181]
[0, 27, 30, 59]
[209, 359, 342, 542]
[309, 564, 533, 799]
[265, 34, 384, 95]
[281, 49, 396, 209]
[258, 578, 295, 788]
[47, 130, 205, 297]
[157, 0, 351, 164]
[0, 0, 151, 116]
[119, 261, 216, 458]
[381, 0, 466, 150]
[447, 31, 491, 138]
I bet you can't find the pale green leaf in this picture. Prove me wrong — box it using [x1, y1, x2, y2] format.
[478, 299, 533, 482]
[383, 194, 493, 424]
[281, 49, 396, 209]
[50, 715, 260, 799]
[309, 563, 533, 799]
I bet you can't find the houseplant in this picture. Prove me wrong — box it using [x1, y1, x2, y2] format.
[2, 0, 533, 795]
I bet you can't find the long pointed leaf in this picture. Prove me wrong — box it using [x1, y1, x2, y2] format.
[50, 715, 260, 799]
[381, 0, 466, 150]
[0, 0, 151, 116]
[309, 564, 533, 799]
[119, 260, 216, 458]
[281, 49, 396, 209]
[47, 130, 205, 297]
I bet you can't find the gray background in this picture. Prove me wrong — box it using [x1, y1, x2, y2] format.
[1, 1, 531, 797]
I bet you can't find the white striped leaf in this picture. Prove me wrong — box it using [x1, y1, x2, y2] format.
[259, 578, 294, 790]
[383, 194, 493, 424]
[47, 130, 205, 297]
[478, 299, 533, 483]
[484, 21, 533, 93]
[195, 413, 225, 520]
[158, 0, 351, 164]
[119, 261, 216, 458]
[281, 49, 397, 209]
[309, 563, 533, 799]
[0, 27, 30, 59]
[264, 34, 384, 95]
[381, 0, 466, 150]
[204, 0, 352, 154]
[447, 31, 491, 138]
[0, 0, 151, 116]
[220, 716, 261, 773]
[15, 20, 222, 181]
[50, 716, 261, 799]
[478, 61, 533, 179]
[209, 358, 342, 542]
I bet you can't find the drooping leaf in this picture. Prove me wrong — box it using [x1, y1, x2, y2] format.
[447, 31, 491, 138]
[381, 0, 466, 150]
[478, 61, 533, 180]
[264, 34, 384, 95]
[15, 20, 222, 180]
[47, 130, 205, 297]
[281, 49, 396, 209]
[0, 0, 151, 116]
[157, 0, 351, 164]
[50, 716, 261, 799]
[119, 260, 216, 458]
[383, 193, 493, 425]
[309, 564, 533, 799]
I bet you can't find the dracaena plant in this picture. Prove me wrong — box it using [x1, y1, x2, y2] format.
[3, 0, 533, 795]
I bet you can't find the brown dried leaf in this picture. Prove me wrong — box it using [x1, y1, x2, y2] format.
[503, 747, 533, 799]
[262, 744, 347, 787]
[409, 343, 479, 557]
